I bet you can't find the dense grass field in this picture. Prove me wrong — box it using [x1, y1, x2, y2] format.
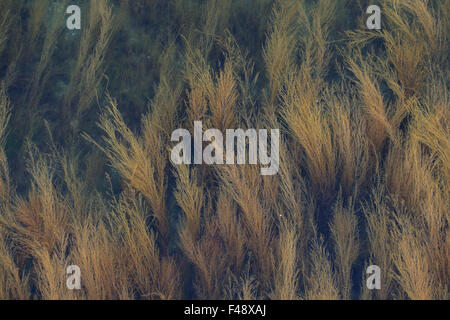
[0, 0, 448, 299]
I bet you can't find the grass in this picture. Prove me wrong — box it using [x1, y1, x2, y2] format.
[0, 0, 448, 300]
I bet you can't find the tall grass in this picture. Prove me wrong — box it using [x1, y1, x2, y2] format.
[0, 0, 447, 300]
